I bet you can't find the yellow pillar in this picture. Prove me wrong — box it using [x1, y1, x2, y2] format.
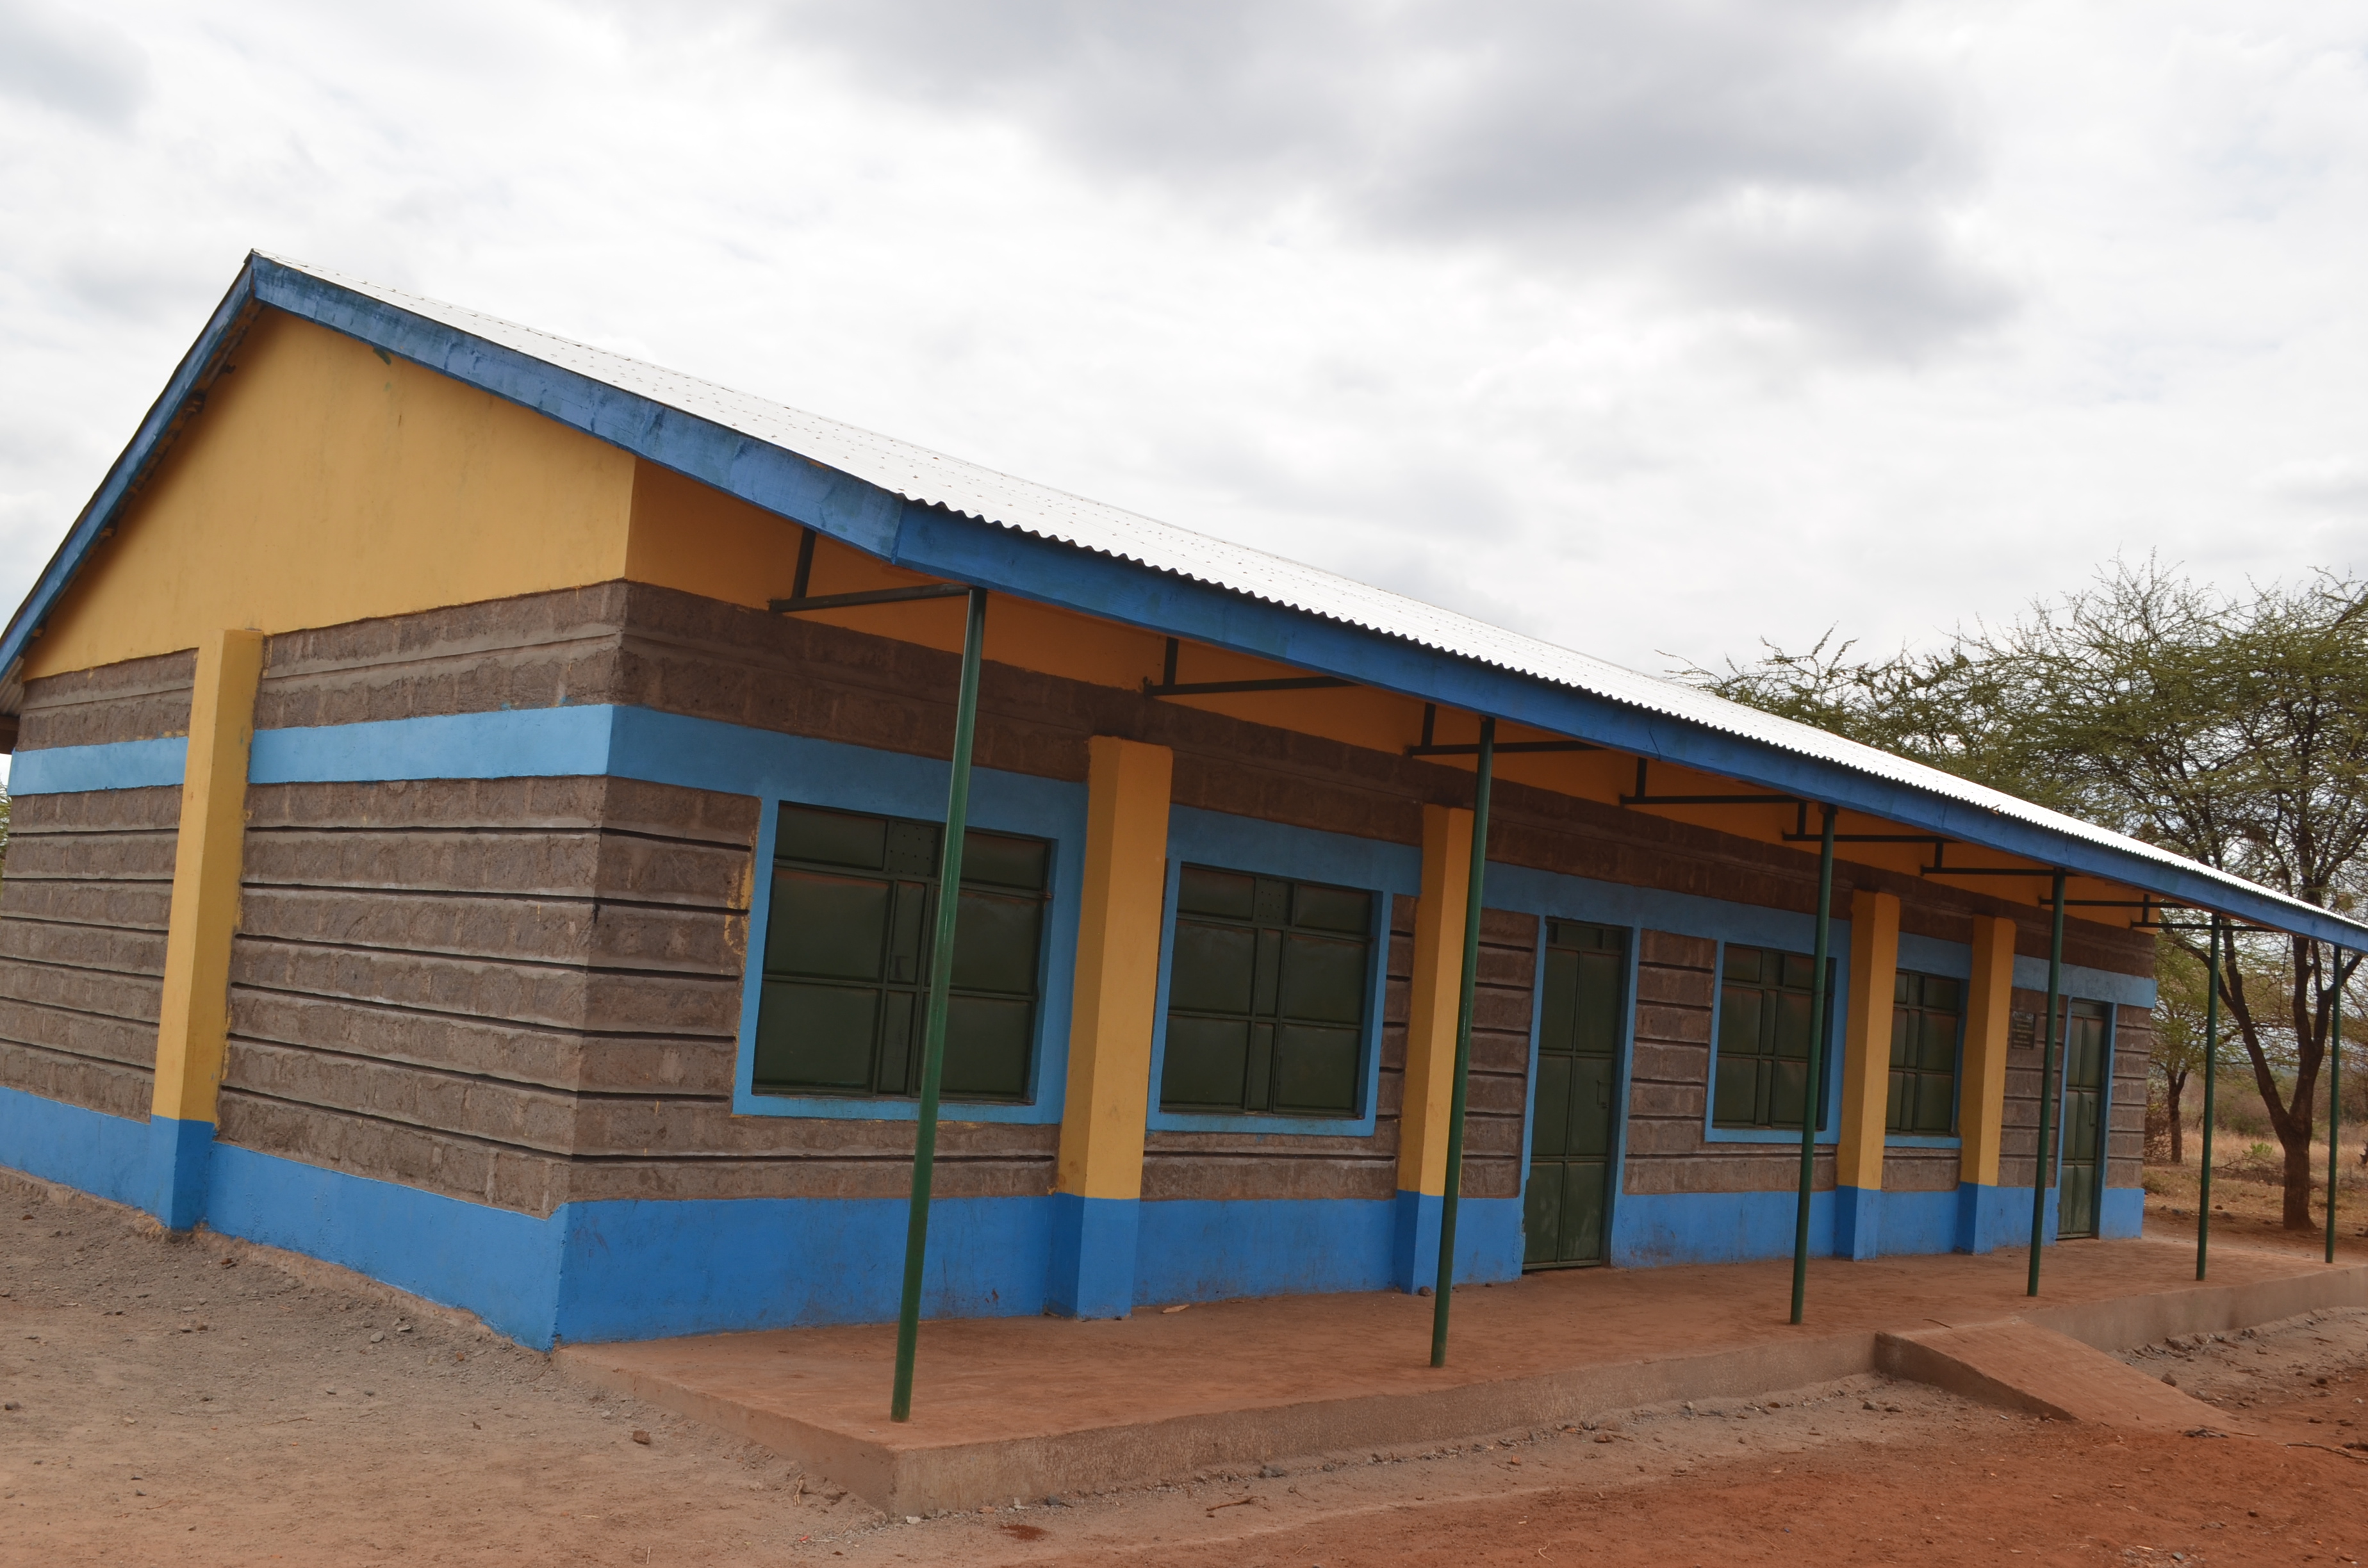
[147, 628, 264, 1229]
[1958, 915, 2018, 1188]
[1834, 888, 1900, 1259]
[1395, 803, 1472, 1287]
[1953, 914, 2019, 1251]
[1049, 735, 1171, 1316]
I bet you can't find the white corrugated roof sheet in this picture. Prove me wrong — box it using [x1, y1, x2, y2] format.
[263, 256, 2355, 938]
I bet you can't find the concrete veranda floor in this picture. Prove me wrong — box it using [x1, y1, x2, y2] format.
[556, 1237, 2368, 1514]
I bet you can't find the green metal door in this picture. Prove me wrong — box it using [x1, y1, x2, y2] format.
[2056, 1000, 2110, 1239]
[1524, 922, 1627, 1268]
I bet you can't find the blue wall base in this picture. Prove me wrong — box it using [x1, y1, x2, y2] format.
[1046, 1193, 1140, 1318]
[0, 1086, 2154, 1348]
[2100, 1186, 2145, 1239]
[1392, 1189, 1441, 1291]
[145, 1115, 215, 1232]
[1869, 1188, 1959, 1256]
[1958, 1184, 2066, 1251]
[1611, 1189, 1837, 1266]
[1832, 1186, 1882, 1261]
[0, 1083, 149, 1208]
[1956, 1182, 2016, 1253]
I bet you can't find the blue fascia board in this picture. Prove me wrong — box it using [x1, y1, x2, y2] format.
[893, 508, 2368, 947]
[19, 253, 2356, 949]
[0, 261, 263, 676]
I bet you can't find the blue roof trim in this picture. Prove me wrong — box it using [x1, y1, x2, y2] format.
[0, 261, 263, 678]
[886, 507, 2360, 945]
[14, 254, 2365, 949]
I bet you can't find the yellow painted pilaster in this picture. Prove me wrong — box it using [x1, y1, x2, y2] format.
[1836, 889, 1901, 1193]
[151, 629, 265, 1126]
[1397, 804, 1472, 1198]
[1958, 915, 2018, 1188]
[1054, 737, 1174, 1200]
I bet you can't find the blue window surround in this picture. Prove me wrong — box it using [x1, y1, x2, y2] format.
[1887, 932, 1973, 1151]
[730, 747, 1087, 1125]
[1702, 938, 1850, 1147]
[1144, 806, 1421, 1138]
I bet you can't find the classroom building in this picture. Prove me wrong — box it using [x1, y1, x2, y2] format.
[2, 254, 2353, 1350]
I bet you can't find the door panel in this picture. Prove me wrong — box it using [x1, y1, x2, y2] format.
[1524, 924, 1628, 1268]
[2056, 1002, 2110, 1239]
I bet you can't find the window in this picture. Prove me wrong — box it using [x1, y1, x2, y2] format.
[1158, 866, 1374, 1118]
[1887, 971, 1962, 1136]
[1711, 944, 1833, 1131]
[752, 802, 1049, 1102]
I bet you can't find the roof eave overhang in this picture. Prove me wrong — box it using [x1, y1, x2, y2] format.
[10, 254, 2364, 950]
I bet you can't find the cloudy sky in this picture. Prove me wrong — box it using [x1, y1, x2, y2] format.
[3, 0, 2365, 705]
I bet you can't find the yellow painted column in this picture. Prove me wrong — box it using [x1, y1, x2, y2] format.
[147, 628, 265, 1229]
[1834, 888, 1900, 1259]
[1957, 914, 2019, 1196]
[1049, 735, 1172, 1316]
[1395, 803, 1472, 1287]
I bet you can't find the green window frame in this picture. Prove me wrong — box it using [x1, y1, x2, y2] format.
[1157, 865, 1375, 1118]
[751, 801, 1049, 1103]
[1886, 970, 1962, 1136]
[1711, 943, 1834, 1132]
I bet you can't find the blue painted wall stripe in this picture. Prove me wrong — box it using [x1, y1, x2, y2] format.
[249, 706, 616, 785]
[10, 736, 188, 795]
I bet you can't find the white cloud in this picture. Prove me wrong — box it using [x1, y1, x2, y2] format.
[0, 1, 2365, 682]
[2259, 456, 2368, 510]
[0, 0, 151, 127]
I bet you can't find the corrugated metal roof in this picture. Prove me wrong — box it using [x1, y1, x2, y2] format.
[9, 252, 2361, 943]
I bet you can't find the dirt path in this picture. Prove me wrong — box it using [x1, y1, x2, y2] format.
[6, 1168, 2367, 1566]
[2144, 1146, 2368, 1275]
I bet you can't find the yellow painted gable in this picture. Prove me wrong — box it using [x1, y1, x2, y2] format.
[26, 309, 639, 678]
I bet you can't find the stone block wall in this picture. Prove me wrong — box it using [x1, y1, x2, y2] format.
[0, 651, 194, 1123]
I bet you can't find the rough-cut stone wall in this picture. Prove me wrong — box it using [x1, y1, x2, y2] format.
[15, 650, 194, 751]
[218, 776, 1064, 1217]
[1882, 1146, 1962, 1194]
[2109, 1004, 2153, 1192]
[0, 652, 195, 1122]
[2, 582, 2163, 1224]
[1621, 931, 1836, 1196]
[0, 787, 179, 1120]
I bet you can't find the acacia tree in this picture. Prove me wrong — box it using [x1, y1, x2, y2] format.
[2150, 937, 2212, 1166]
[1690, 562, 2368, 1229]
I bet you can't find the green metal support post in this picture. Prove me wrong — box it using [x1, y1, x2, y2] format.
[1429, 718, 1494, 1368]
[2028, 870, 2066, 1298]
[1788, 804, 1836, 1326]
[2328, 944, 2344, 1266]
[2198, 915, 2221, 1280]
[889, 585, 989, 1423]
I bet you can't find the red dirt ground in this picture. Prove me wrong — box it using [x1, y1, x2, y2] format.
[6, 1167, 2365, 1567]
